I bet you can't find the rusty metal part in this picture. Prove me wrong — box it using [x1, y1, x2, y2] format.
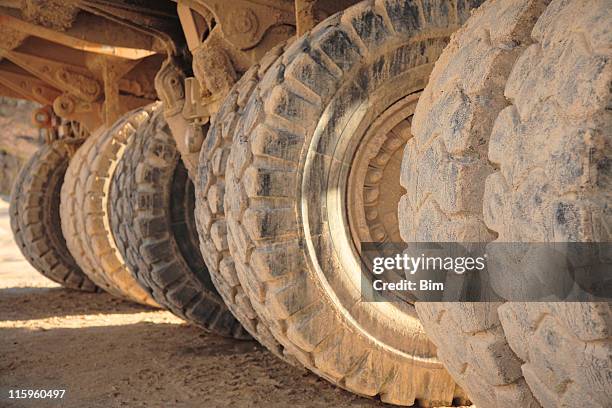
[180, 0, 294, 51]
[0, 0, 168, 137]
[0, 60, 61, 105]
[1, 48, 102, 102]
[28, 106, 90, 153]
[50, 91, 151, 132]
[177, 3, 211, 52]
[0, 56, 155, 130]
[78, 0, 185, 56]
[0, 82, 27, 100]
[59, 120, 89, 141]
[0, 13, 157, 59]
[185, 122, 206, 153]
[0, 24, 28, 50]
[59, 119, 91, 155]
[0, 0, 359, 140]
[86, 53, 140, 125]
[161, 1, 297, 180]
[175, 0, 297, 125]
[31, 105, 58, 144]
[192, 30, 238, 96]
[181, 25, 293, 123]
[52, 93, 102, 131]
[154, 57, 186, 117]
[2, 33, 159, 98]
[32, 106, 53, 128]
[101, 62, 122, 127]
[295, 0, 316, 36]
[0, 30, 159, 128]
[154, 57, 200, 179]
[20, 0, 79, 31]
[182, 77, 222, 122]
[119, 55, 163, 100]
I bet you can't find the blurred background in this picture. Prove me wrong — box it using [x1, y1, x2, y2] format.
[0, 97, 41, 196]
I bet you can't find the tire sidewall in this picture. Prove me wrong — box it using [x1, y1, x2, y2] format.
[298, 46, 433, 355]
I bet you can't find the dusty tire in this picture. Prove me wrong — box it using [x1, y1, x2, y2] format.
[60, 107, 158, 306]
[223, 1, 483, 405]
[195, 44, 294, 357]
[404, 0, 612, 407]
[9, 141, 97, 292]
[111, 108, 247, 338]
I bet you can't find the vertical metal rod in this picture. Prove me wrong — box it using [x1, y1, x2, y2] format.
[295, 0, 316, 37]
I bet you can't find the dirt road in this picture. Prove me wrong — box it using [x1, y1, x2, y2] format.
[0, 198, 384, 408]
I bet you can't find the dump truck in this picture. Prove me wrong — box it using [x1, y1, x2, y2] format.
[1, 0, 610, 407]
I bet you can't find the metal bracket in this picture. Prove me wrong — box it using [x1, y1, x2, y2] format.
[1, 49, 102, 102]
[0, 65, 61, 105]
[180, 0, 295, 50]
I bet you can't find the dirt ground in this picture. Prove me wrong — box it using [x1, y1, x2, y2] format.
[0, 198, 385, 408]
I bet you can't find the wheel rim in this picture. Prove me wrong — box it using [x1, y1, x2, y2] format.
[347, 97, 412, 247]
[301, 53, 436, 357]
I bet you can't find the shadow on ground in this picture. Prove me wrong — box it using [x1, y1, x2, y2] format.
[0, 287, 153, 321]
[0, 198, 385, 408]
[0, 285, 383, 408]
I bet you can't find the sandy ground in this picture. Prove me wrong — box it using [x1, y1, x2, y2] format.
[0, 198, 385, 408]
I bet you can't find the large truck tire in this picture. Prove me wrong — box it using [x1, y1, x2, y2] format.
[9, 140, 97, 292]
[60, 107, 158, 306]
[110, 108, 248, 338]
[402, 0, 612, 407]
[195, 44, 294, 358]
[222, 0, 483, 405]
